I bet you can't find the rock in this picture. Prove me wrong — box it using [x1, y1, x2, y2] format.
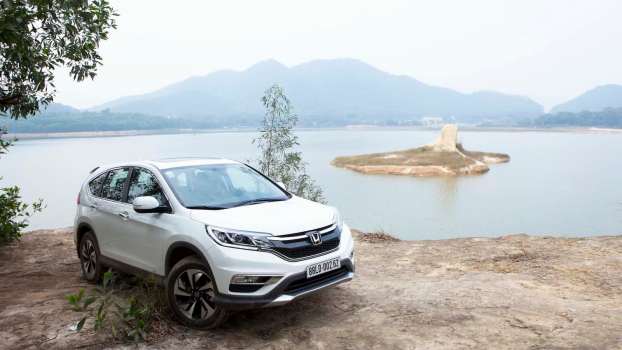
[433, 124, 458, 151]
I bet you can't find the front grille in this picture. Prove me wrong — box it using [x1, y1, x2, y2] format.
[270, 226, 341, 260]
[284, 267, 349, 294]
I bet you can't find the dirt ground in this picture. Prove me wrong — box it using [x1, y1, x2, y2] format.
[1, 228, 621, 350]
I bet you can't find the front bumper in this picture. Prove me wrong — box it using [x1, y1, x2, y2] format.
[213, 258, 354, 310]
[207, 224, 355, 310]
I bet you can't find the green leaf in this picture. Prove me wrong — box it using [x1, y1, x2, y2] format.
[66, 294, 77, 305]
[76, 316, 87, 331]
[82, 295, 97, 309]
[102, 270, 114, 288]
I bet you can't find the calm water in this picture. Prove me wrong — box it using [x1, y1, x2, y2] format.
[1, 129, 621, 240]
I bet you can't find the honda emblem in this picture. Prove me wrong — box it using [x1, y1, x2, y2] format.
[307, 231, 322, 245]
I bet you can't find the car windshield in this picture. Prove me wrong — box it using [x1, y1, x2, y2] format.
[161, 163, 289, 209]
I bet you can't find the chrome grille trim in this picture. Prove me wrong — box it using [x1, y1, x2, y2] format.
[267, 224, 337, 242]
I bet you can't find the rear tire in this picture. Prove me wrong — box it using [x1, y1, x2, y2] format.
[166, 256, 228, 329]
[78, 231, 103, 283]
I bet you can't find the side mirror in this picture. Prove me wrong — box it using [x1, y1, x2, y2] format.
[133, 196, 169, 213]
[276, 181, 287, 190]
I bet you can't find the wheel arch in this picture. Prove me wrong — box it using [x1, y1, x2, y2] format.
[76, 222, 96, 255]
[165, 242, 210, 276]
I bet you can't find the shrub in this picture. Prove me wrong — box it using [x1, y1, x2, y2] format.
[0, 129, 44, 246]
[0, 183, 43, 245]
[67, 271, 167, 343]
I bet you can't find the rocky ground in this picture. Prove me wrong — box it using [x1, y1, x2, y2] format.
[1, 228, 621, 349]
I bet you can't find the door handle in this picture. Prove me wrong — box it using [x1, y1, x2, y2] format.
[118, 211, 129, 220]
[89, 203, 98, 209]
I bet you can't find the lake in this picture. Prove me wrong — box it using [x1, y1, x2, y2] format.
[1, 128, 621, 240]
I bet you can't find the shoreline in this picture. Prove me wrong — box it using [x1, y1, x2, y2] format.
[6, 125, 622, 141]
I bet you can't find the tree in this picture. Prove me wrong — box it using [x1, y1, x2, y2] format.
[0, 0, 118, 118]
[0, 126, 10, 155]
[254, 84, 325, 203]
[0, 0, 116, 244]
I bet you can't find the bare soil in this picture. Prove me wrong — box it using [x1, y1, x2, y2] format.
[1, 228, 621, 349]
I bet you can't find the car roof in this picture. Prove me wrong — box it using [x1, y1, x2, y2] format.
[145, 157, 240, 170]
[92, 157, 241, 174]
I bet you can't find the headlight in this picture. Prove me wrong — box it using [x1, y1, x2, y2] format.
[332, 208, 344, 232]
[206, 226, 273, 250]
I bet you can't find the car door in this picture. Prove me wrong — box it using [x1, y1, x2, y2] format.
[123, 167, 174, 274]
[97, 167, 134, 264]
[84, 171, 111, 255]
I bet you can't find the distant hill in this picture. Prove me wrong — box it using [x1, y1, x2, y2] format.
[40, 102, 80, 114]
[4, 106, 225, 133]
[529, 107, 622, 129]
[551, 84, 622, 113]
[92, 59, 543, 125]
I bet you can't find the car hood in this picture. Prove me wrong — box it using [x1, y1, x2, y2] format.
[189, 196, 335, 236]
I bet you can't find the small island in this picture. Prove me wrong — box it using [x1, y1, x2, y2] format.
[332, 124, 510, 176]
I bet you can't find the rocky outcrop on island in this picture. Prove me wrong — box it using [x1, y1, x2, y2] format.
[331, 124, 510, 176]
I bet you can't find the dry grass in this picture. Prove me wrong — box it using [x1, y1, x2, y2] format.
[355, 229, 400, 243]
[332, 145, 475, 170]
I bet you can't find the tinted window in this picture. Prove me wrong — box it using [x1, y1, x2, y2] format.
[88, 173, 107, 197]
[101, 168, 130, 202]
[127, 168, 168, 206]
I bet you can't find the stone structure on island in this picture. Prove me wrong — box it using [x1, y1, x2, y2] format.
[331, 124, 510, 176]
[432, 124, 459, 152]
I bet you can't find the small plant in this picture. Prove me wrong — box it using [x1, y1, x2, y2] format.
[66, 270, 165, 343]
[66, 288, 97, 312]
[116, 296, 151, 342]
[94, 301, 107, 331]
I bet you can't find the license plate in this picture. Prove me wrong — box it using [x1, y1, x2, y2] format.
[306, 257, 340, 278]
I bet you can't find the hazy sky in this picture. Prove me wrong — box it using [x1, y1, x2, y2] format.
[54, 0, 622, 111]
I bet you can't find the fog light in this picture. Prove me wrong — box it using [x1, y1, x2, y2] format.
[231, 275, 278, 285]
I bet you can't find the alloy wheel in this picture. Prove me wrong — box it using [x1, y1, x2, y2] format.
[174, 269, 216, 320]
[81, 239, 97, 278]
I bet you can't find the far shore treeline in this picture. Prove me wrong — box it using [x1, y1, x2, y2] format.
[5, 106, 622, 133]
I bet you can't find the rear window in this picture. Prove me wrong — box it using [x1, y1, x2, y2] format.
[88, 173, 107, 197]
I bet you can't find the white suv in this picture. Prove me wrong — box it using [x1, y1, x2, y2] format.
[74, 158, 355, 328]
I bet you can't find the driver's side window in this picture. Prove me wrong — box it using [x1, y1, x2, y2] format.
[127, 168, 168, 207]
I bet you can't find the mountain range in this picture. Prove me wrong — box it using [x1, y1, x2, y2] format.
[91, 59, 544, 124]
[13, 59, 622, 132]
[550, 84, 622, 114]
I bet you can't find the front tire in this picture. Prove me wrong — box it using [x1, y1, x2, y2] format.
[79, 231, 103, 283]
[166, 256, 228, 329]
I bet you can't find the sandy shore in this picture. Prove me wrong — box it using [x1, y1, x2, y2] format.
[0, 228, 621, 349]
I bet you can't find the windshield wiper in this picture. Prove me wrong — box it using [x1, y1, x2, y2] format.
[186, 205, 228, 210]
[231, 198, 286, 208]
